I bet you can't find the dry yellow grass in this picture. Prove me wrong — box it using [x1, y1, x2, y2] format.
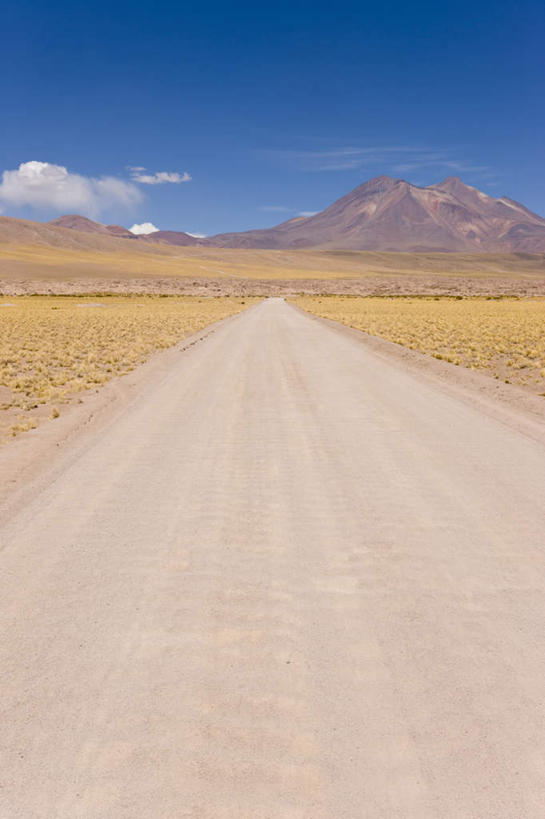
[0, 295, 257, 441]
[294, 295, 545, 395]
[1, 242, 544, 284]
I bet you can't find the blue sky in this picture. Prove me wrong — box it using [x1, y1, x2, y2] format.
[1, 0, 543, 234]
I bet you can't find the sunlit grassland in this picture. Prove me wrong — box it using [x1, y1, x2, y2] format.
[1, 242, 544, 283]
[0, 295, 258, 441]
[294, 295, 545, 394]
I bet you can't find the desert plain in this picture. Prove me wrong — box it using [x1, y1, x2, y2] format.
[2, 238, 545, 818]
[1, 240, 545, 296]
[4, 0, 544, 812]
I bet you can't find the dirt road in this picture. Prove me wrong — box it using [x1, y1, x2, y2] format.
[2, 298, 545, 817]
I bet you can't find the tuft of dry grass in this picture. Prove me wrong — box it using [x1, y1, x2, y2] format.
[294, 295, 545, 395]
[0, 295, 257, 441]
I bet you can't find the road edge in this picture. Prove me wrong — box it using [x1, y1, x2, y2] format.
[0, 303, 259, 524]
[289, 301, 545, 447]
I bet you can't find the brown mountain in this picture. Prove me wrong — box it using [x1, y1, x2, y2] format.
[48, 215, 200, 246]
[4, 176, 545, 255]
[207, 176, 545, 252]
[104, 224, 136, 238]
[0, 213, 137, 251]
[48, 214, 106, 233]
[47, 214, 134, 238]
[139, 230, 201, 246]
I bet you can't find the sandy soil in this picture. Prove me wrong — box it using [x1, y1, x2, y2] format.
[3, 273, 545, 297]
[1, 299, 545, 817]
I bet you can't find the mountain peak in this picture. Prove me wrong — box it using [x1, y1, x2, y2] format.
[363, 174, 398, 187]
[50, 214, 103, 227]
[434, 176, 470, 192]
[209, 174, 545, 252]
[350, 175, 401, 196]
[48, 214, 110, 234]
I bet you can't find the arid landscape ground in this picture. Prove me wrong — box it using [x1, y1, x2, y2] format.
[4, 0, 544, 813]
[294, 295, 545, 395]
[1, 238, 545, 296]
[0, 295, 256, 441]
[2, 295, 545, 818]
[2, 235, 545, 444]
[2, 195, 545, 819]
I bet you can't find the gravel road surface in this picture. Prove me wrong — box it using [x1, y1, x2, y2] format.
[2, 297, 545, 817]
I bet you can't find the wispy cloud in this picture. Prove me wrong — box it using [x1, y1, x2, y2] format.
[262, 146, 424, 172]
[129, 168, 192, 185]
[298, 210, 319, 217]
[261, 145, 493, 180]
[393, 158, 490, 174]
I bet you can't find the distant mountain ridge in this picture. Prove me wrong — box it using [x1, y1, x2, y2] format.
[1, 176, 544, 253]
[206, 176, 545, 252]
[48, 215, 201, 246]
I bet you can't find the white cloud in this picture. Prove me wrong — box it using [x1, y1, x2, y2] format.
[0, 161, 142, 217]
[187, 232, 207, 238]
[130, 169, 192, 185]
[298, 210, 318, 217]
[129, 222, 160, 235]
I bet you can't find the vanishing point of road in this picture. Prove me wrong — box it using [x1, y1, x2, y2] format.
[2, 298, 545, 817]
